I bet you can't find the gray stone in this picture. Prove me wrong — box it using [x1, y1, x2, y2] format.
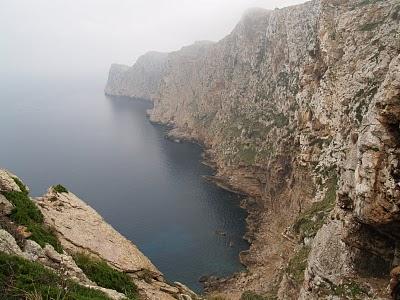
[0, 229, 23, 256]
[0, 194, 13, 215]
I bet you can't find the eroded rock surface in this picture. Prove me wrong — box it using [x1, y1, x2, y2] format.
[36, 187, 198, 300]
[0, 169, 21, 192]
[36, 188, 159, 274]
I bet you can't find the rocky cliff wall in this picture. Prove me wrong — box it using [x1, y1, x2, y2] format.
[106, 0, 400, 298]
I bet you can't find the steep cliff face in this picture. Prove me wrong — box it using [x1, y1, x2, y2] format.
[106, 0, 400, 298]
[105, 51, 168, 99]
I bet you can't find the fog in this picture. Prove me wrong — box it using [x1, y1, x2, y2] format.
[1, 0, 306, 82]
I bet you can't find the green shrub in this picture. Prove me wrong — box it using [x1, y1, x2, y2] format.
[4, 190, 43, 224]
[1, 180, 63, 253]
[293, 173, 337, 239]
[241, 291, 267, 300]
[0, 252, 112, 299]
[273, 113, 289, 128]
[286, 246, 311, 284]
[237, 146, 257, 165]
[360, 21, 382, 32]
[332, 281, 368, 299]
[12, 177, 28, 194]
[356, 0, 384, 7]
[53, 184, 68, 193]
[74, 253, 138, 299]
[27, 223, 63, 253]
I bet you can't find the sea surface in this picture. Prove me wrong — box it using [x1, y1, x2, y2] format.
[0, 76, 248, 291]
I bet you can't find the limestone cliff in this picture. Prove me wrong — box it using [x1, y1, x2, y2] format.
[105, 51, 168, 99]
[106, 0, 400, 298]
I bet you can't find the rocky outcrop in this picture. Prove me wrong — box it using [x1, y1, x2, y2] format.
[36, 188, 159, 274]
[0, 169, 22, 192]
[106, 0, 400, 298]
[0, 171, 199, 300]
[0, 171, 127, 300]
[36, 187, 198, 300]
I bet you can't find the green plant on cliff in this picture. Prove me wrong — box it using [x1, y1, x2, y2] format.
[0, 252, 112, 300]
[293, 173, 338, 240]
[272, 113, 289, 128]
[356, 0, 385, 7]
[12, 177, 28, 194]
[1, 178, 63, 253]
[237, 145, 257, 165]
[286, 246, 311, 285]
[53, 184, 68, 193]
[74, 253, 138, 299]
[332, 281, 368, 299]
[241, 291, 268, 300]
[318, 280, 369, 299]
[360, 20, 383, 32]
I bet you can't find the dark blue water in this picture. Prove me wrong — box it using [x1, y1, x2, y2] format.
[0, 76, 248, 291]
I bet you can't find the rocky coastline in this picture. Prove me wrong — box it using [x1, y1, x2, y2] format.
[105, 0, 400, 298]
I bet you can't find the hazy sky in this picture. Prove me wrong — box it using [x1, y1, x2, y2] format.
[1, 0, 306, 81]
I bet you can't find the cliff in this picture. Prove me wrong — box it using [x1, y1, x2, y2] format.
[105, 51, 168, 99]
[106, 0, 400, 299]
[0, 169, 198, 300]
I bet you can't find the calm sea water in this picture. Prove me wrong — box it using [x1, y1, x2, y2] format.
[0, 76, 248, 291]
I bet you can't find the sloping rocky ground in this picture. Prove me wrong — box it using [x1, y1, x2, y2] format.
[105, 0, 400, 298]
[0, 169, 198, 300]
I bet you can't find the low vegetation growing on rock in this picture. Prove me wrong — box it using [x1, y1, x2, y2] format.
[286, 246, 311, 285]
[293, 173, 337, 240]
[74, 253, 138, 299]
[1, 178, 63, 252]
[0, 252, 112, 299]
[53, 184, 69, 193]
[240, 291, 268, 300]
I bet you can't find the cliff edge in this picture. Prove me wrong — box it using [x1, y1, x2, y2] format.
[0, 169, 198, 300]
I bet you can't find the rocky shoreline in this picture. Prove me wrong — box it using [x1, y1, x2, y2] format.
[155, 123, 271, 294]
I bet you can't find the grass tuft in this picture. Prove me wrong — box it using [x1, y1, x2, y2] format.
[286, 246, 311, 285]
[74, 253, 138, 299]
[293, 173, 337, 239]
[12, 177, 28, 195]
[241, 291, 268, 300]
[53, 184, 68, 194]
[1, 180, 63, 253]
[0, 252, 112, 299]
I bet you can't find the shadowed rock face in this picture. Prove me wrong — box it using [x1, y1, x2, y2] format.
[106, 0, 400, 298]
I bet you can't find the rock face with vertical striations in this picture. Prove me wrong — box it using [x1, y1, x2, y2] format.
[106, 0, 400, 298]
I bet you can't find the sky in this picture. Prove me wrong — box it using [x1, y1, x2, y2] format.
[0, 0, 306, 82]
